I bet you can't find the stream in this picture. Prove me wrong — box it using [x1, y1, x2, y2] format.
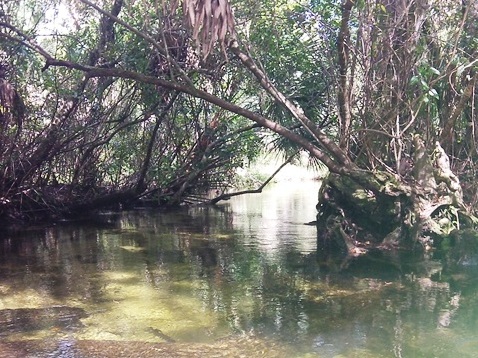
[0, 180, 478, 357]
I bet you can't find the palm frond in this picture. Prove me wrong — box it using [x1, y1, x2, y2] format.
[183, 0, 235, 58]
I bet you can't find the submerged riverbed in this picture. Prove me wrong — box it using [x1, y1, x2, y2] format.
[1, 180, 478, 357]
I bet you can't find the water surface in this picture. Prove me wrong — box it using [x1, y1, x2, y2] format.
[0, 180, 478, 357]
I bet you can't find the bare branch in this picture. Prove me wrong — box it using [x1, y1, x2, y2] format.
[206, 151, 298, 204]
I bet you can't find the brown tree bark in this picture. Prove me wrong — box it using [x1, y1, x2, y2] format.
[337, 0, 354, 151]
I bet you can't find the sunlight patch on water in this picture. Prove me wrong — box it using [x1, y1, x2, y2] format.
[77, 269, 227, 343]
[0, 287, 62, 310]
[228, 181, 319, 258]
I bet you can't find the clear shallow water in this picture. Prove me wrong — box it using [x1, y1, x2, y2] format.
[0, 180, 478, 357]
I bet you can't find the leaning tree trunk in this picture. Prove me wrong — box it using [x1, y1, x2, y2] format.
[317, 135, 475, 257]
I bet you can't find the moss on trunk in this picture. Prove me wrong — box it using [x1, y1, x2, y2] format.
[317, 136, 476, 257]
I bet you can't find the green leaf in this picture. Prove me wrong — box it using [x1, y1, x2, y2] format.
[410, 76, 420, 85]
[420, 79, 430, 91]
[429, 67, 440, 76]
[428, 88, 439, 99]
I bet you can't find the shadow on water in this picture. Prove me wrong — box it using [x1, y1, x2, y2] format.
[0, 183, 478, 357]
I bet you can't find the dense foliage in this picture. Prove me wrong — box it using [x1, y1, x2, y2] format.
[0, 0, 266, 221]
[1, 0, 477, 250]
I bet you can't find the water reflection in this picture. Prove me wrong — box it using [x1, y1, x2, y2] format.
[0, 181, 478, 357]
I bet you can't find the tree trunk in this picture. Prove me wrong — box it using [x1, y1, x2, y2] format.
[337, 0, 354, 151]
[317, 135, 474, 256]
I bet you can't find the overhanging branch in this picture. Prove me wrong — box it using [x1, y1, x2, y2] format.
[39, 60, 349, 174]
[206, 151, 299, 204]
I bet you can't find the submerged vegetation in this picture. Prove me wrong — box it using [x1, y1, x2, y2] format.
[0, 0, 477, 251]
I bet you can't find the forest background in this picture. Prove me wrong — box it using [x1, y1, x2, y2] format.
[1, 0, 477, 252]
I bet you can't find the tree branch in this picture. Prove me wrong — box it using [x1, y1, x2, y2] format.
[229, 40, 354, 168]
[440, 70, 478, 145]
[206, 151, 299, 204]
[33, 56, 350, 174]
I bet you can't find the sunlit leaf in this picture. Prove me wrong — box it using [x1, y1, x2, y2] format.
[420, 79, 430, 91]
[429, 67, 440, 76]
[428, 88, 439, 99]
